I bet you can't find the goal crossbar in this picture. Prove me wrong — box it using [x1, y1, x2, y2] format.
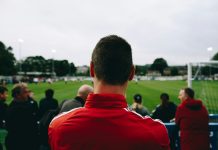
[187, 61, 218, 88]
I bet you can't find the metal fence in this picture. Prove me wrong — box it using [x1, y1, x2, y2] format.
[165, 122, 218, 150]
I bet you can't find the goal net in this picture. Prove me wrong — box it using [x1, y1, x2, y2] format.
[187, 61, 218, 114]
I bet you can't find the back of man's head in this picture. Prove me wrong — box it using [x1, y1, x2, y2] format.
[184, 88, 195, 99]
[45, 89, 54, 99]
[77, 84, 93, 101]
[134, 94, 142, 104]
[91, 35, 133, 85]
[11, 83, 28, 101]
[160, 93, 169, 103]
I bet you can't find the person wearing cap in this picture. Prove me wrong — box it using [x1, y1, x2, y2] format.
[130, 94, 149, 116]
[176, 88, 209, 150]
[49, 35, 170, 150]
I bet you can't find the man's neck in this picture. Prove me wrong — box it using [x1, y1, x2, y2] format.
[93, 80, 127, 96]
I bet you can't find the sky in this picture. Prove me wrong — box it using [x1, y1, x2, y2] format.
[0, 0, 218, 66]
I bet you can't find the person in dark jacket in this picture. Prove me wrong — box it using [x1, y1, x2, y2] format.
[38, 89, 58, 119]
[0, 86, 8, 128]
[0, 86, 8, 150]
[27, 90, 39, 120]
[59, 84, 93, 113]
[151, 93, 177, 123]
[5, 84, 39, 150]
[175, 88, 209, 150]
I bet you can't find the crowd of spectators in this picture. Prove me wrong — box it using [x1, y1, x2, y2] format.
[0, 81, 210, 150]
[0, 83, 94, 150]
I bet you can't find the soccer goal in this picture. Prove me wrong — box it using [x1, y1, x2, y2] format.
[187, 61, 218, 113]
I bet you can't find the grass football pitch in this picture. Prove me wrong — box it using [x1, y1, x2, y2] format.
[5, 80, 218, 113]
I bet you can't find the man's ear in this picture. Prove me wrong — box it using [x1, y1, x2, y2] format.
[90, 61, 95, 77]
[129, 65, 135, 81]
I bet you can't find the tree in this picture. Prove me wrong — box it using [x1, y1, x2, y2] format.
[150, 58, 168, 75]
[135, 65, 148, 75]
[22, 56, 46, 72]
[212, 52, 218, 60]
[54, 60, 70, 76]
[22, 56, 77, 77]
[69, 62, 76, 76]
[0, 41, 17, 75]
[170, 67, 179, 76]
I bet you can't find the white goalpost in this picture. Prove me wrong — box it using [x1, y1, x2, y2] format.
[187, 61, 218, 113]
[187, 61, 218, 87]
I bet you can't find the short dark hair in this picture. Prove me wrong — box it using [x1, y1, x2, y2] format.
[160, 93, 169, 100]
[134, 94, 142, 104]
[0, 86, 8, 94]
[184, 88, 195, 99]
[12, 84, 25, 98]
[92, 35, 133, 85]
[45, 89, 54, 99]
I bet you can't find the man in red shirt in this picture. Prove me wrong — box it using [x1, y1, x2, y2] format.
[175, 88, 209, 150]
[49, 35, 170, 150]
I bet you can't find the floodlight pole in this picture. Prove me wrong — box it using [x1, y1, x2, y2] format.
[51, 49, 56, 77]
[187, 63, 192, 88]
[207, 47, 213, 60]
[18, 39, 24, 73]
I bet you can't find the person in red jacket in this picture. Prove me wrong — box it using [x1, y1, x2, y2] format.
[49, 35, 170, 150]
[175, 88, 210, 150]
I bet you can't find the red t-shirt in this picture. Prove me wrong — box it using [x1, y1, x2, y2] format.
[175, 98, 209, 150]
[49, 94, 170, 150]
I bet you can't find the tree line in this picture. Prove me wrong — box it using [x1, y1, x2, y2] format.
[135, 58, 182, 76]
[21, 56, 76, 76]
[0, 41, 76, 76]
[0, 41, 218, 76]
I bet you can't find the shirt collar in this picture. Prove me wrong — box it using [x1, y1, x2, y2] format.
[85, 93, 127, 108]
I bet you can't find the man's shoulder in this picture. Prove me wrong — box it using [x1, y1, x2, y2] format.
[59, 99, 82, 113]
[126, 108, 166, 128]
[154, 104, 161, 110]
[143, 116, 166, 129]
[49, 107, 83, 128]
[137, 115, 170, 147]
[28, 99, 37, 105]
[177, 103, 184, 109]
[49, 98, 58, 104]
[39, 98, 46, 103]
[64, 99, 80, 105]
[168, 102, 177, 108]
